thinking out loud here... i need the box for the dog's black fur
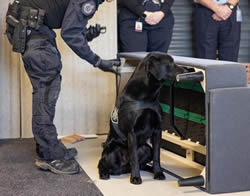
[98,52,185,184]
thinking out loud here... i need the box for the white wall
[0,0,118,138]
[0,0,22,138]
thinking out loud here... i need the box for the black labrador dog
[98,52,185,184]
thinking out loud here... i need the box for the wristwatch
[225,2,234,10]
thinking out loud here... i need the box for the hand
[144,11,165,25]
[96,59,121,74]
[212,13,222,21]
[85,24,101,42]
[214,5,232,20]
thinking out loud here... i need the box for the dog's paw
[154,172,166,180]
[130,176,142,185]
[99,172,110,180]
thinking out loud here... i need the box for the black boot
[35,159,81,175]
[64,147,78,160]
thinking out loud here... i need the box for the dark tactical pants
[22,25,66,161]
[194,4,241,61]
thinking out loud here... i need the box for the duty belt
[5,0,45,53]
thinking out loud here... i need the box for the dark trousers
[194,5,241,62]
[22,26,66,161]
[118,13,174,53]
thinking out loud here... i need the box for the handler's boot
[35,159,81,175]
[64,147,78,160]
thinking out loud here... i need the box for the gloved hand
[85,24,105,42]
[95,59,121,74]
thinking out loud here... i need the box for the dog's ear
[147,54,166,81]
[142,53,156,73]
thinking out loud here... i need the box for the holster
[5,0,45,53]
[12,18,27,53]
[5,1,19,45]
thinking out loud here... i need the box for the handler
[5,0,119,174]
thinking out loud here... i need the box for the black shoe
[35,159,81,175]
[64,147,78,160]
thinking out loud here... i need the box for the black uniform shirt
[20,0,104,65]
[19,0,70,29]
[118,0,175,21]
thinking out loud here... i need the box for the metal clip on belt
[19,6,45,30]
[28,8,45,30]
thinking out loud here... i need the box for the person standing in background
[118,0,175,53]
[194,0,241,61]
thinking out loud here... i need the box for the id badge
[135,21,143,32]
[236,6,242,22]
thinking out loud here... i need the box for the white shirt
[194,0,228,5]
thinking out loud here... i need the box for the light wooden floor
[66,136,250,196]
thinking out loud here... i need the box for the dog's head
[143,52,185,82]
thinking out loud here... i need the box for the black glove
[95,59,121,74]
[85,24,105,42]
